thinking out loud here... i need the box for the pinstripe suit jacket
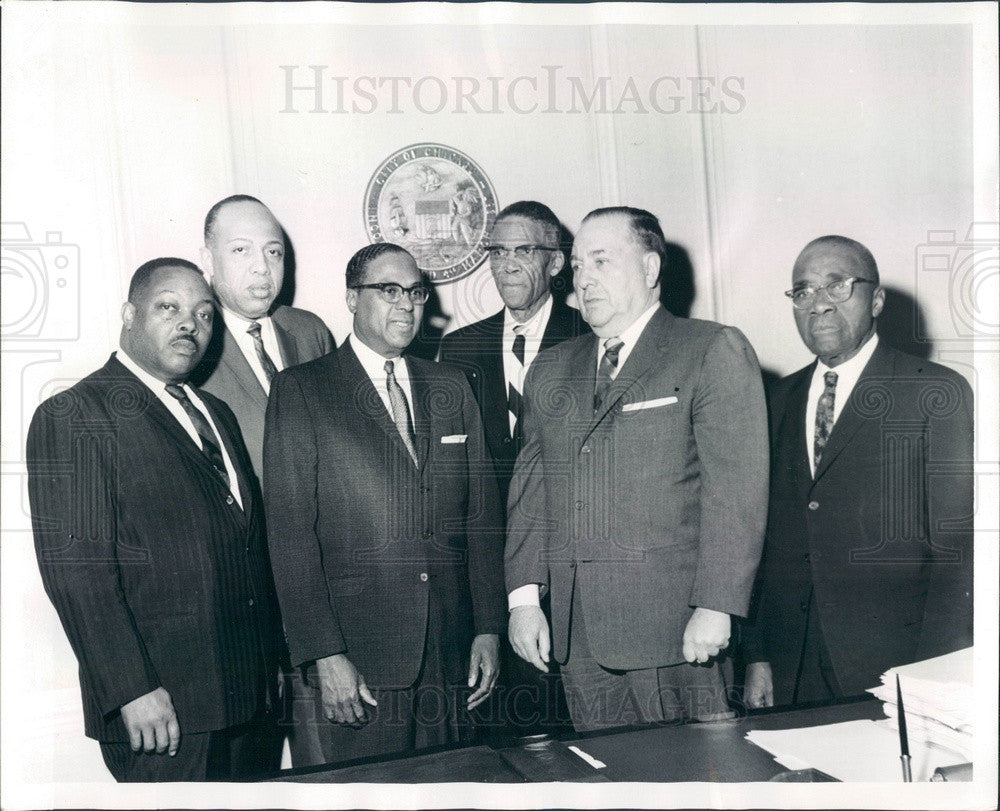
[27,354,282,742]
[264,341,507,688]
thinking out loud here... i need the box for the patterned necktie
[246,321,278,386]
[594,337,624,411]
[813,370,838,470]
[164,384,231,488]
[385,359,419,467]
[508,326,526,429]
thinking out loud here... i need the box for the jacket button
[799,601,809,612]
[581,445,591,454]
[575,500,584,510]
[570,561,577,568]
[226,495,234,505]
[502,437,512,445]
[248,598,254,607]
[422,530,434,539]
[808,500,819,511]
[419,572,429,582]
[803,553,811,562]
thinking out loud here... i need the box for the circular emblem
[364,143,499,284]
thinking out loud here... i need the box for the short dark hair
[128,258,204,303]
[583,206,667,267]
[203,194,267,244]
[796,235,881,285]
[494,201,562,244]
[346,243,414,288]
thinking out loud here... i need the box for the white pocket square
[621,396,678,413]
[440,434,468,444]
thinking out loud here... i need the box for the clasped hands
[316,634,500,727]
[509,605,731,669]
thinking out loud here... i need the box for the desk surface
[269,698,884,783]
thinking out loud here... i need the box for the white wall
[2,2,996,801]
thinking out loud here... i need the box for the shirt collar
[613,301,660,350]
[503,294,553,338]
[116,347,182,395]
[816,332,879,379]
[348,333,407,377]
[219,305,271,332]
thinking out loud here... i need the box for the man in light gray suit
[506,207,769,731]
[192,195,335,479]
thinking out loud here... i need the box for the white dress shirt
[348,334,415,424]
[220,307,286,392]
[502,294,553,435]
[508,301,661,611]
[117,349,243,508]
[805,333,879,476]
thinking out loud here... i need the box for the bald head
[793,235,880,286]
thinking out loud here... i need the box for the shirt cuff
[508,584,541,611]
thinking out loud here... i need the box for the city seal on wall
[364,143,499,284]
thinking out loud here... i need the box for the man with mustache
[264,243,506,765]
[193,194,335,480]
[742,236,974,708]
[27,259,282,781]
[506,207,769,731]
[439,201,587,734]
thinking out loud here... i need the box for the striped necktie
[508,325,526,431]
[594,337,624,410]
[247,321,278,386]
[385,359,418,467]
[164,384,230,488]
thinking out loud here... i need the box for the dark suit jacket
[747,342,974,703]
[27,355,282,742]
[506,307,769,670]
[263,342,507,689]
[192,304,335,479]
[438,297,589,508]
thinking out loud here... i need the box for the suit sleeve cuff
[508,584,541,611]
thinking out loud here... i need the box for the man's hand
[508,605,550,673]
[682,607,731,664]
[743,661,774,709]
[466,633,500,710]
[120,687,180,755]
[316,653,377,727]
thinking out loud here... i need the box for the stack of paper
[867,648,974,761]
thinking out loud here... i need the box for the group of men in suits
[27,194,974,782]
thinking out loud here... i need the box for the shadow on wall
[273,228,297,310]
[878,286,932,361]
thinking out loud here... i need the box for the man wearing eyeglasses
[263,243,506,766]
[743,235,974,708]
[439,201,587,735]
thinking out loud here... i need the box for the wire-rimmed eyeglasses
[785,277,875,310]
[351,282,429,305]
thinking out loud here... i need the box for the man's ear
[642,252,661,288]
[121,301,135,329]
[546,249,565,278]
[345,287,358,314]
[199,245,215,282]
[871,286,886,319]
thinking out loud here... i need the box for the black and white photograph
[1,1,997,809]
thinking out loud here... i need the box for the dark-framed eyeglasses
[485,244,559,262]
[351,282,429,305]
[785,277,876,310]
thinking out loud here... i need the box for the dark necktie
[246,321,278,386]
[164,384,231,489]
[385,360,419,467]
[594,337,624,410]
[813,370,838,470]
[508,326,526,429]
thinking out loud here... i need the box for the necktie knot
[164,383,186,401]
[594,337,625,411]
[512,325,526,366]
[824,370,838,387]
[384,359,395,376]
[247,320,278,385]
[603,338,624,367]
[247,321,262,338]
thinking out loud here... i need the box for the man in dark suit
[743,236,974,708]
[193,194,335,479]
[438,201,586,734]
[27,259,282,781]
[506,207,769,731]
[264,243,507,766]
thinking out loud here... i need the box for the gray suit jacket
[192,305,334,478]
[506,306,769,670]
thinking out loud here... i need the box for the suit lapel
[273,313,299,368]
[479,314,509,440]
[585,307,672,437]
[813,341,893,482]
[218,326,268,405]
[778,367,814,497]
[200,394,252,524]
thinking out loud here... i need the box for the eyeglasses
[785,277,875,310]
[351,282,429,305]
[485,244,559,262]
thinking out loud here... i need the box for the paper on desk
[746,720,967,782]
